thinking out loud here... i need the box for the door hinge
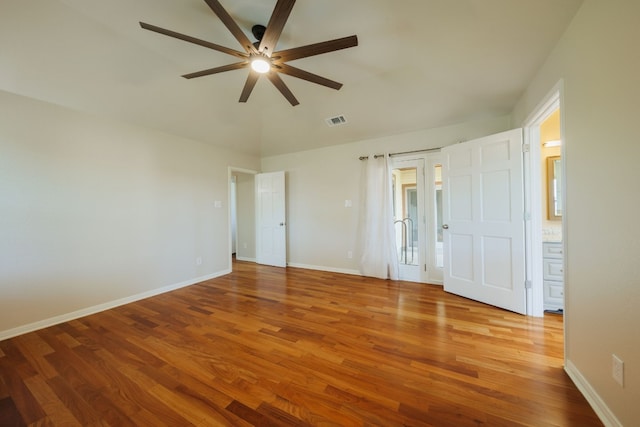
[525,280,532,289]
[522,144,530,153]
[424,264,427,272]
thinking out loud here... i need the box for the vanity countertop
[542,228,562,243]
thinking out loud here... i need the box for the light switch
[214,200,222,208]
[344,199,352,208]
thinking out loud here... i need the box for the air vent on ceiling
[325,114,348,127]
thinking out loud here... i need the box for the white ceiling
[0,0,582,157]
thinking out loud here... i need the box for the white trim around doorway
[522,79,566,323]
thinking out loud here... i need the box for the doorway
[390,153,444,284]
[523,83,565,318]
[228,168,257,271]
[391,158,424,282]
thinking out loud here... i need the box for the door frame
[522,80,566,318]
[227,167,258,272]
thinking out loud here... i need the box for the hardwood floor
[1,261,602,426]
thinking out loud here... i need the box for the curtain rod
[359,146,442,160]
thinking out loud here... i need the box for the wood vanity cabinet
[543,242,564,311]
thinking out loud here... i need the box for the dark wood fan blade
[276,64,342,90]
[140,22,247,59]
[182,61,248,79]
[204,0,256,53]
[266,72,299,106]
[239,71,260,103]
[258,0,295,57]
[273,35,358,62]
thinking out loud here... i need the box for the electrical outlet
[612,354,624,387]
[196,257,203,266]
[347,251,353,259]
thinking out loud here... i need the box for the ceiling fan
[140,0,358,106]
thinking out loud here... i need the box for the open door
[256,171,286,267]
[442,129,526,314]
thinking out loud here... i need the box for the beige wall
[4,2,637,423]
[0,90,260,338]
[512,0,640,424]
[261,116,511,273]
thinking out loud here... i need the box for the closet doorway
[228,168,257,271]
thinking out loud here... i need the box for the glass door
[391,157,425,282]
[427,156,444,283]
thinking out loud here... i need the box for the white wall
[0,90,260,338]
[261,116,510,274]
[512,1,640,425]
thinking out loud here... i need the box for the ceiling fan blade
[273,35,358,62]
[266,73,299,106]
[239,71,260,103]
[276,64,342,90]
[140,22,248,59]
[204,0,256,53]
[258,0,296,57]
[182,61,248,79]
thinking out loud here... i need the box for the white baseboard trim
[286,262,361,276]
[235,256,256,262]
[0,269,230,341]
[565,359,622,427]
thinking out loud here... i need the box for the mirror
[547,156,562,220]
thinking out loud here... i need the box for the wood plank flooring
[1,261,602,426]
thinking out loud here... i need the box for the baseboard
[0,269,230,341]
[565,359,622,427]
[235,256,256,262]
[286,262,361,276]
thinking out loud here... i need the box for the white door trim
[522,80,565,318]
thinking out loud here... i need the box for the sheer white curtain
[359,154,399,280]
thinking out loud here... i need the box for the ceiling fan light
[251,57,271,74]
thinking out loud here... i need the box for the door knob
[442,224,449,229]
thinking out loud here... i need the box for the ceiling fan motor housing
[252,25,266,41]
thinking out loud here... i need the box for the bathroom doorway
[523,82,565,318]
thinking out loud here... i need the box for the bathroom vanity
[543,241,564,311]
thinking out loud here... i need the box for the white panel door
[442,129,526,314]
[256,171,286,267]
